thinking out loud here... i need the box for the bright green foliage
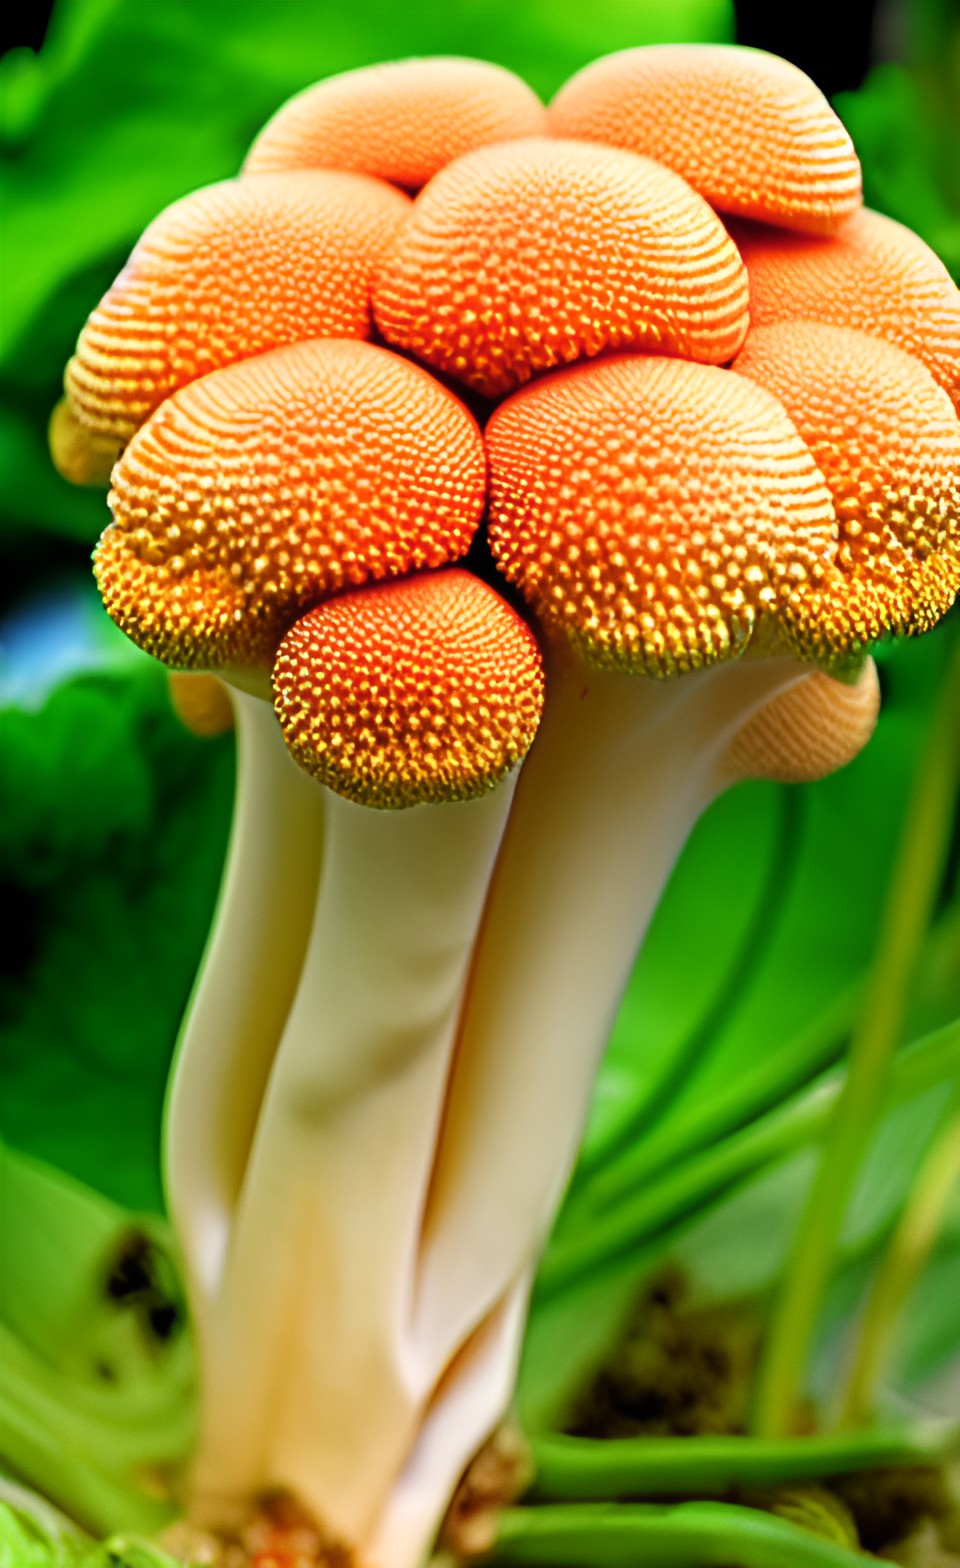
[0,1142,195,1536]
[835,0,960,280]
[0,660,232,1210]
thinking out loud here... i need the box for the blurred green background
[0,0,958,1433]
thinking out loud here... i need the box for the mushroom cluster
[51,45,960,1568]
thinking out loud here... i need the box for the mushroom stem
[164,688,324,1318]
[368,1271,533,1568]
[184,780,518,1546]
[412,649,834,1383]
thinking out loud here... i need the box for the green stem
[751,636,960,1439]
[567,981,860,1224]
[837,1077,960,1428]
[489,1501,869,1567]
[565,900,958,1232]
[526,1424,959,1500]
[536,1017,960,1297]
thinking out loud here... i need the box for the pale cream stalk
[186,780,518,1546]
[412,650,826,1382]
[164,688,324,1316]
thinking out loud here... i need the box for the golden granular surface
[168,672,236,736]
[549,44,861,235]
[486,354,839,676]
[721,661,880,785]
[734,321,960,647]
[373,136,749,397]
[65,171,410,444]
[95,339,486,670]
[244,56,546,188]
[732,209,960,413]
[273,570,545,808]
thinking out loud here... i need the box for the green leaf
[0,657,232,1210]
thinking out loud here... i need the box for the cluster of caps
[54,49,960,807]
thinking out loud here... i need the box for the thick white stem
[164,689,324,1317]
[187,783,516,1543]
[412,653,813,1379]
[365,1270,533,1568]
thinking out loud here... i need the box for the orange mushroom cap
[731,209,960,413]
[719,661,881,786]
[244,56,546,189]
[373,137,749,398]
[272,570,545,808]
[61,172,410,450]
[549,44,861,235]
[486,354,839,676]
[94,339,486,671]
[734,320,960,648]
[167,672,236,737]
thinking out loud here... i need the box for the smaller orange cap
[734,320,960,652]
[550,45,861,235]
[719,660,880,786]
[732,209,960,414]
[244,57,546,189]
[272,570,545,808]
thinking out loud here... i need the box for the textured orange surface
[373,137,749,397]
[733,209,960,413]
[550,44,861,235]
[65,171,410,444]
[722,663,880,784]
[273,571,545,807]
[734,321,960,646]
[56,47,960,802]
[95,340,486,670]
[486,355,839,675]
[244,57,545,188]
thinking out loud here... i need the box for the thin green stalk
[537,1017,960,1297]
[565,900,958,1233]
[837,1077,960,1428]
[526,1423,959,1500]
[489,1501,868,1567]
[568,981,860,1224]
[751,636,960,1439]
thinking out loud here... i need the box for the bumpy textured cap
[720,661,881,785]
[95,339,486,670]
[733,209,960,413]
[486,354,839,675]
[244,56,546,187]
[373,137,749,397]
[54,45,960,805]
[62,171,409,448]
[549,44,861,234]
[734,321,960,650]
[273,570,545,808]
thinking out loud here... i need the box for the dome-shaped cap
[732,209,960,414]
[244,57,546,188]
[549,45,861,235]
[272,569,545,808]
[734,320,960,651]
[61,172,409,450]
[95,339,486,671]
[486,354,839,675]
[374,137,749,398]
